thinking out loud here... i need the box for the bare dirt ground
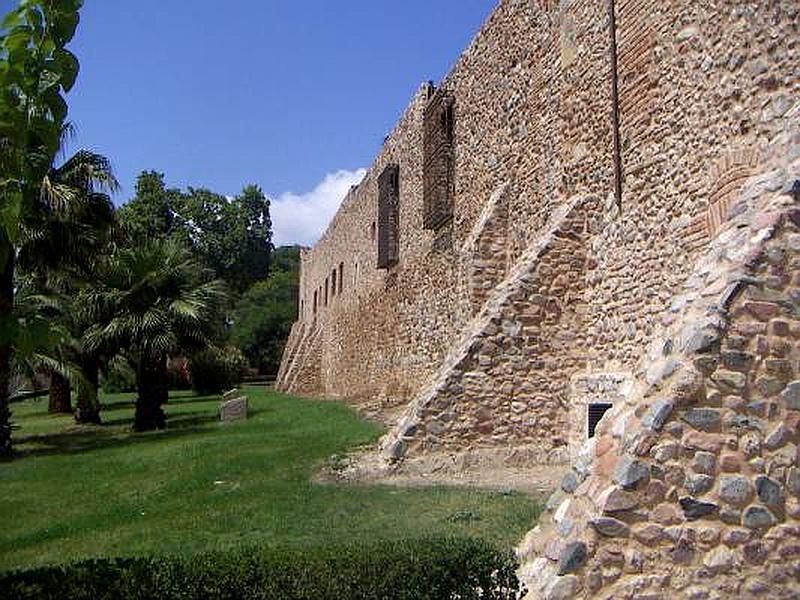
[317,445,562,498]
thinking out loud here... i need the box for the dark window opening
[423,89,455,230]
[370,221,376,242]
[313,290,318,314]
[331,269,337,298]
[338,262,344,294]
[377,163,400,269]
[588,403,613,438]
[324,278,329,306]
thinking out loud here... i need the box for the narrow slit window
[377,164,400,269]
[588,403,613,438]
[339,262,344,294]
[331,269,337,298]
[324,279,329,306]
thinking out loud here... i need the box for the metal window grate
[377,164,400,269]
[588,403,613,438]
[423,89,455,230]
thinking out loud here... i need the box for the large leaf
[53,48,78,92]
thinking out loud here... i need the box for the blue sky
[41,0,497,245]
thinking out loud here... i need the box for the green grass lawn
[0,387,540,572]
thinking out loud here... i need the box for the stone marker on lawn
[220,391,248,423]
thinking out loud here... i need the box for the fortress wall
[280,0,798,460]
[585,0,799,371]
[284,0,616,415]
[518,137,800,599]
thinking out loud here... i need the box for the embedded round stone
[719,475,755,506]
[557,541,588,575]
[713,370,746,392]
[781,381,800,410]
[601,487,639,514]
[591,517,630,538]
[682,408,722,431]
[692,451,717,475]
[764,424,788,450]
[743,505,777,529]
[614,457,650,490]
[685,474,715,495]
[788,468,800,496]
[545,575,579,600]
[680,497,719,520]
[561,471,579,494]
[755,476,783,506]
[642,399,674,431]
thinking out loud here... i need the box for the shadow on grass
[12,404,271,461]
[100,393,220,412]
[15,417,213,460]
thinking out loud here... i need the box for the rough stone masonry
[276,1,799,597]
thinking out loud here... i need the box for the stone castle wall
[277,0,798,467]
[517,136,800,598]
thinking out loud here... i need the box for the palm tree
[83,239,227,431]
[0,0,86,458]
[17,149,118,421]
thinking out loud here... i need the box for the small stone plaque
[220,396,248,423]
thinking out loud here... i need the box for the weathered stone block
[755,476,783,506]
[720,351,755,372]
[720,453,741,472]
[632,523,665,545]
[220,396,248,423]
[757,376,785,396]
[743,505,777,529]
[787,467,800,496]
[560,471,579,494]
[544,574,579,600]
[680,497,719,521]
[600,486,639,514]
[682,408,722,431]
[686,474,715,495]
[590,517,630,538]
[557,541,587,576]
[692,451,717,475]
[652,503,682,525]
[719,475,755,506]
[764,424,788,449]
[712,370,747,392]
[781,380,800,410]
[683,431,725,453]
[614,456,650,490]
[642,399,674,431]
[703,546,736,573]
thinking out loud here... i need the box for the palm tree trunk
[48,371,72,414]
[74,356,101,424]
[134,351,167,431]
[0,244,14,458]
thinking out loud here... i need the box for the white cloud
[271,168,366,247]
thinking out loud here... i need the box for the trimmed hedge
[1,537,523,600]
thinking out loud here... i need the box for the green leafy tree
[83,239,227,431]
[178,184,273,294]
[119,174,273,294]
[116,171,182,241]
[230,246,299,376]
[0,0,84,457]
